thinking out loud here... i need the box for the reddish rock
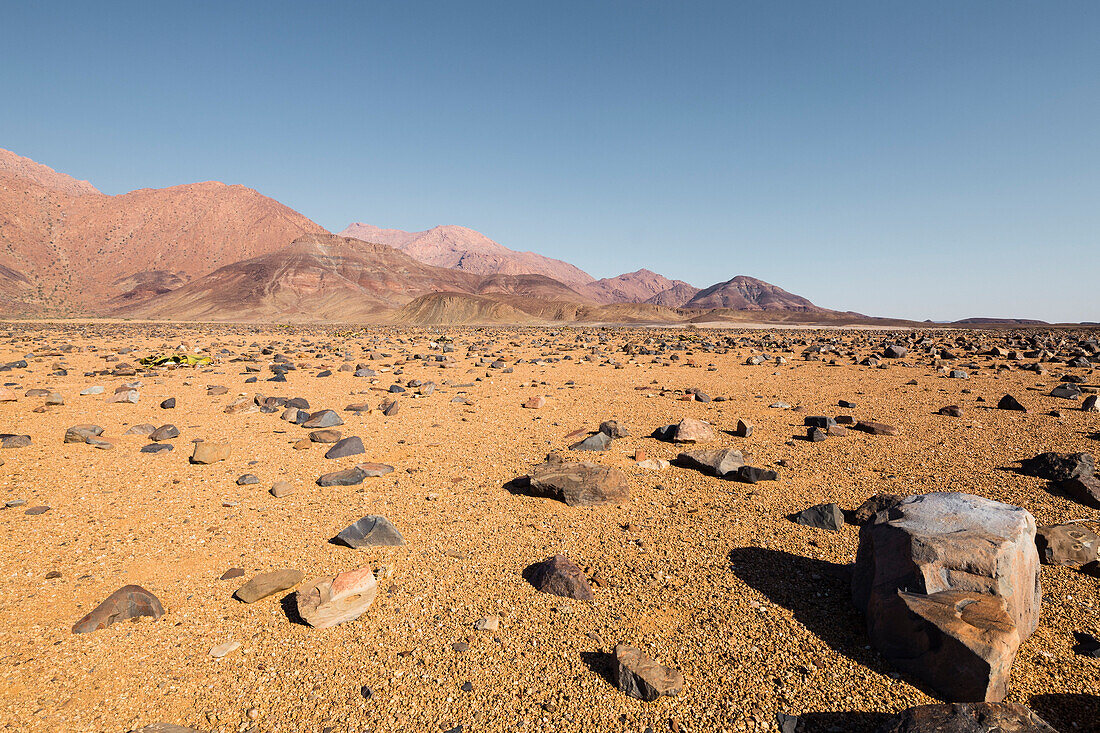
[854,420,898,436]
[672,418,716,443]
[296,567,379,629]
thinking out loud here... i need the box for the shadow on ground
[279,592,308,626]
[579,650,617,689]
[1030,693,1100,732]
[727,547,888,676]
[787,711,893,732]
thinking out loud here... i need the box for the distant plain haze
[2,1,1097,322]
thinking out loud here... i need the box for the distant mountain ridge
[339,223,595,291]
[580,268,698,304]
[0,147,327,315]
[0,147,880,325]
[684,275,824,312]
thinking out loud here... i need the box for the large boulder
[527,456,628,506]
[876,702,1057,732]
[852,493,1040,702]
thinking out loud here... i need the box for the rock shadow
[503,475,534,498]
[1029,693,1100,732]
[279,592,309,626]
[579,650,617,689]
[727,547,888,676]
[785,711,893,733]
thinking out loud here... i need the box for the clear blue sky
[3,1,1098,322]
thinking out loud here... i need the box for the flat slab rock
[853,492,1040,702]
[296,566,379,629]
[72,584,164,634]
[527,456,629,506]
[234,569,304,603]
[190,441,231,464]
[613,643,684,701]
[336,515,405,547]
[302,409,344,428]
[65,424,104,443]
[1036,524,1100,566]
[854,420,899,436]
[877,702,1057,733]
[317,463,394,486]
[526,554,593,600]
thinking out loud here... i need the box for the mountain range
[0,147,890,325]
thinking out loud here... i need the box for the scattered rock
[1035,524,1099,566]
[296,566,379,629]
[675,448,744,477]
[598,420,629,438]
[149,424,180,441]
[72,585,165,633]
[732,466,777,483]
[671,418,716,443]
[792,503,844,531]
[878,702,1057,733]
[190,441,231,464]
[336,515,406,547]
[269,481,294,498]
[527,456,629,506]
[325,436,365,459]
[65,424,104,444]
[854,420,898,436]
[851,493,902,525]
[526,555,593,600]
[1020,452,1094,482]
[234,569,304,603]
[309,429,342,443]
[613,643,685,701]
[0,434,31,449]
[209,641,241,659]
[302,409,344,428]
[569,432,612,451]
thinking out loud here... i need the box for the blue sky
[3,1,1097,321]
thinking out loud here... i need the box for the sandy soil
[0,323,1096,733]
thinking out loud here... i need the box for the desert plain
[0,322,1097,733]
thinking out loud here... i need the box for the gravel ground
[0,323,1096,733]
